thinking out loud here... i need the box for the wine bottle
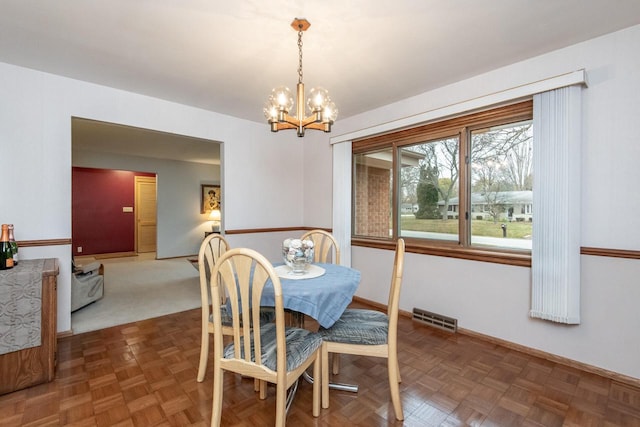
[8,224,18,266]
[0,224,14,270]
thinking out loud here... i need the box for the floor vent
[412,308,457,333]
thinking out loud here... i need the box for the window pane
[470,121,533,249]
[398,136,460,242]
[353,149,393,238]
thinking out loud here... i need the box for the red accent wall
[72,167,155,256]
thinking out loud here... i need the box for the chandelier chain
[297,29,303,84]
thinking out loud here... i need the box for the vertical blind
[531,85,582,324]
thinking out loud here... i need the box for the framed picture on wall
[201,184,221,213]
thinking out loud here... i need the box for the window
[353,148,393,238]
[352,101,533,265]
[469,121,533,250]
[398,136,460,242]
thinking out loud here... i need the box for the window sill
[351,237,531,267]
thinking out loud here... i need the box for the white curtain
[332,141,352,267]
[530,85,582,324]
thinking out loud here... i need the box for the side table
[0,258,59,395]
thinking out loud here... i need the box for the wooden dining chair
[319,238,406,420]
[210,248,322,427]
[197,234,275,384]
[301,229,340,264]
[197,233,232,382]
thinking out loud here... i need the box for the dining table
[193,259,361,329]
[265,262,360,329]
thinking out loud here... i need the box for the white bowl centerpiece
[282,238,314,275]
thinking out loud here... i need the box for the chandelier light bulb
[323,101,338,122]
[272,86,293,112]
[263,100,279,121]
[307,87,330,113]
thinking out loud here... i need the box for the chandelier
[264,18,338,137]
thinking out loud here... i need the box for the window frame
[351,100,533,267]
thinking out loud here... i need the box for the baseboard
[91,251,137,259]
[457,327,640,389]
[352,295,640,389]
[352,296,414,319]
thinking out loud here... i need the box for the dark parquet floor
[1,304,639,426]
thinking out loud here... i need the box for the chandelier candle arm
[264,18,338,137]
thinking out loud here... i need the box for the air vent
[412,308,457,332]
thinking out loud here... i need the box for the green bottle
[8,224,18,266]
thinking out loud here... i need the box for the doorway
[72,117,221,258]
[135,176,157,253]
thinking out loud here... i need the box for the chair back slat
[301,229,341,264]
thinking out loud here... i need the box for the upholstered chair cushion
[320,308,389,345]
[224,323,323,371]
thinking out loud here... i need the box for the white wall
[309,25,640,380]
[226,230,307,266]
[0,62,304,333]
[302,130,334,228]
[72,150,220,258]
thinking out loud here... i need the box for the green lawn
[400,217,532,239]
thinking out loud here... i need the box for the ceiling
[72,118,220,165]
[3,1,640,163]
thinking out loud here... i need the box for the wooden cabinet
[0,258,58,395]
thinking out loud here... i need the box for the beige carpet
[71,256,201,334]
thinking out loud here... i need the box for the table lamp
[209,209,221,232]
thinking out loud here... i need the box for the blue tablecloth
[261,263,360,328]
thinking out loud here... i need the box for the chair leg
[211,366,224,426]
[388,354,404,421]
[197,330,209,382]
[321,342,330,409]
[275,382,286,427]
[332,353,340,375]
[312,349,321,417]
[259,379,267,400]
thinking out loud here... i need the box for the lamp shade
[209,209,221,221]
